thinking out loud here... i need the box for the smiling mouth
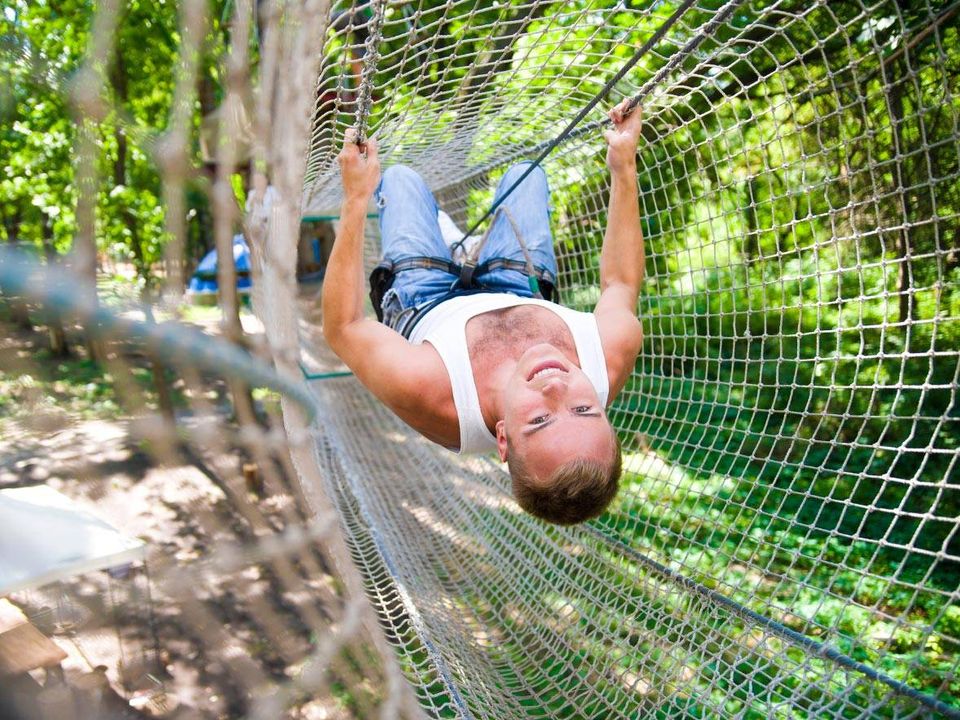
[527,361,568,382]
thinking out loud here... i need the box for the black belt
[395,288,492,339]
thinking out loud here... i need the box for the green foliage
[337,1,950,712]
[313,3,960,709]
[1,0,231,285]
[0,349,139,421]
[0,2,84,252]
[566,3,960,710]
[2,0,959,714]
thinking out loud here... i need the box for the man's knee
[382,164,423,187]
[502,162,548,190]
[504,161,544,177]
[378,165,430,209]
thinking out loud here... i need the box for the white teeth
[532,368,562,380]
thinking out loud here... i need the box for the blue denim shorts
[375,162,558,334]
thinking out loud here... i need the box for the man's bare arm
[595,100,645,399]
[600,100,645,301]
[322,130,379,340]
[322,133,448,429]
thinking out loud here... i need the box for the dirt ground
[0,306,373,720]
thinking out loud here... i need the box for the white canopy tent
[0,486,146,595]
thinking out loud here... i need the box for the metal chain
[354,0,387,146]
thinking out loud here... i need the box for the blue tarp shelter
[188,234,252,297]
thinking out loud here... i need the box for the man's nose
[541,377,566,397]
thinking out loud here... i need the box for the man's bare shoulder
[360,332,459,447]
[325,318,459,446]
[382,341,460,447]
[382,340,452,407]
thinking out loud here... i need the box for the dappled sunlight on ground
[0,313,372,720]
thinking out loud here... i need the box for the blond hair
[507,436,622,525]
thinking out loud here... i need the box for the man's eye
[530,415,549,425]
[574,406,592,413]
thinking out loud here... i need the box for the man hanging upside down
[322,99,644,525]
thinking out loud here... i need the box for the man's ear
[495,420,508,462]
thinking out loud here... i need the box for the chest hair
[466,306,575,368]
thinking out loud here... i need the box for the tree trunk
[743,175,759,266]
[1,209,33,330]
[41,217,69,356]
[111,42,176,418]
[142,295,176,421]
[212,8,258,429]
[73,116,104,362]
[1,206,23,245]
[887,57,917,329]
[110,49,147,279]
[216,225,259,428]
[3,293,32,331]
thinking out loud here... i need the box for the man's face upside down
[496,342,615,484]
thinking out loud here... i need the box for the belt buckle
[458,260,478,288]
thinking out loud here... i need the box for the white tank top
[407,294,609,454]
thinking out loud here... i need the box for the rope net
[300,0,960,718]
[2,0,417,714]
[0,250,407,719]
